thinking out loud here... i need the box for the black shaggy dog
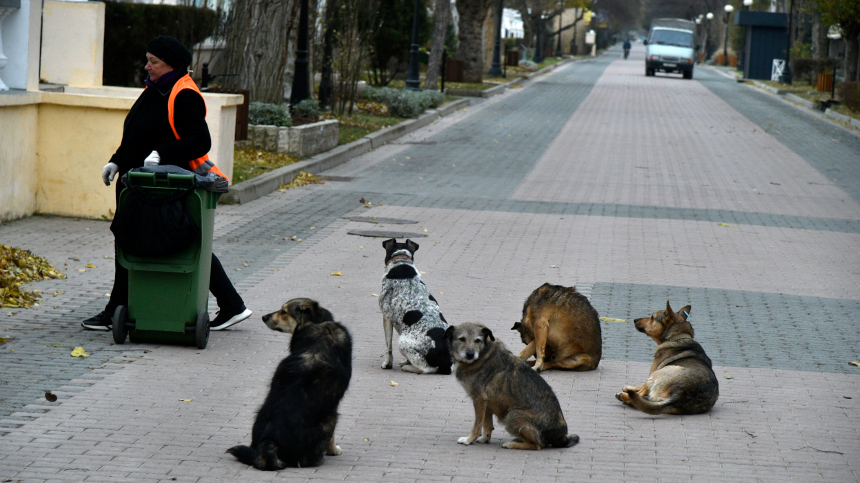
[228,298,352,470]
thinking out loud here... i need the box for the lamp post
[738,0,752,73]
[705,12,713,61]
[555,0,563,57]
[723,4,734,67]
[695,15,703,63]
[488,0,504,77]
[405,0,422,91]
[779,0,793,84]
[289,0,310,106]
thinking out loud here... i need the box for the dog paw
[476,435,490,444]
[326,445,342,456]
[615,392,632,404]
[457,437,473,445]
[381,357,392,370]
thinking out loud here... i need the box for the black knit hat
[146,36,192,72]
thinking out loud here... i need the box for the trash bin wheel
[195,311,210,349]
[112,305,128,344]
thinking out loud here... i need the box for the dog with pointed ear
[616,302,719,415]
[448,323,579,450]
[262,297,334,334]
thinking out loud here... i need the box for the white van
[645,18,696,79]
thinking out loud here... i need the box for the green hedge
[788,58,842,85]
[103,0,218,87]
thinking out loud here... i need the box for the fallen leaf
[70,347,89,358]
[422,229,428,233]
[725,376,733,379]
[600,317,627,323]
[85,263,96,269]
[78,269,86,272]
[717,223,733,227]
[390,381,398,387]
[370,293,378,297]
[179,399,192,402]
[243,262,250,267]
[550,265,559,268]
[364,438,370,441]
[330,271,343,276]
[849,361,860,367]
[45,391,57,402]
[360,197,369,204]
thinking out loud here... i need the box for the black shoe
[210,305,252,331]
[81,311,112,331]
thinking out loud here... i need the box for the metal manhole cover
[347,230,427,238]
[343,216,418,225]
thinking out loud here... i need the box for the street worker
[82,36,252,332]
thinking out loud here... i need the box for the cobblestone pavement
[1,43,858,482]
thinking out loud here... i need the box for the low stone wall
[243,120,339,158]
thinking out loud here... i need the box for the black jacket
[109,74,211,178]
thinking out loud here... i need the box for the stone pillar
[0,0,21,91]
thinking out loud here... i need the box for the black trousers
[105,250,243,315]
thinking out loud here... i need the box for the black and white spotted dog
[379,238,452,374]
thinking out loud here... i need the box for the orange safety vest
[166,74,229,180]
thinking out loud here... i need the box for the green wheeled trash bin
[110,168,222,349]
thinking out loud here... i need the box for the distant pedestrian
[82,36,252,332]
[623,39,631,59]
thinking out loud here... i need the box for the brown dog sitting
[616,302,719,415]
[511,283,601,372]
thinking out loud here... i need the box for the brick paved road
[1,43,858,481]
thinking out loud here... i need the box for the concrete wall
[0,89,242,222]
[0,96,39,220]
[40,1,105,87]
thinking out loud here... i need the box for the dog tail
[227,442,287,471]
[625,390,680,415]
[551,434,580,448]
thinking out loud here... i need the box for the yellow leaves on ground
[330,271,343,276]
[1,244,66,309]
[179,399,192,402]
[278,172,324,191]
[70,347,89,357]
[600,317,627,323]
[390,381,398,387]
[717,223,733,227]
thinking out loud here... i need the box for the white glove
[102,162,118,186]
[143,150,160,166]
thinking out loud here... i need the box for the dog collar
[667,333,692,342]
[386,254,412,265]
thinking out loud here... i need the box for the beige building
[0,0,241,222]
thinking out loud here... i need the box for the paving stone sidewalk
[1,43,858,482]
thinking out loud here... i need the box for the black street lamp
[738,0,753,73]
[779,0,793,84]
[488,0,504,77]
[290,0,310,106]
[555,1,563,57]
[705,12,713,60]
[405,0,422,91]
[723,4,734,67]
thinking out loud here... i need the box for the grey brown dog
[512,283,601,372]
[447,323,579,450]
[616,302,719,415]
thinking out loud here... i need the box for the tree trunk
[456,0,494,83]
[845,27,859,82]
[219,0,298,103]
[424,0,450,90]
[318,0,340,108]
[811,11,829,59]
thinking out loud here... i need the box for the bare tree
[219,0,299,103]
[425,0,451,90]
[457,0,496,83]
[332,0,378,115]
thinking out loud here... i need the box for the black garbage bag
[110,182,200,258]
[120,165,228,193]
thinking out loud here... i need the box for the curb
[221,97,472,204]
[824,108,860,129]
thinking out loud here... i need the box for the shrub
[519,60,538,71]
[789,58,843,85]
[103,1,218,87]
[248,102,291,126]
[362,86,441,118]
[291,99,321,120]
[837,82,860,113]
